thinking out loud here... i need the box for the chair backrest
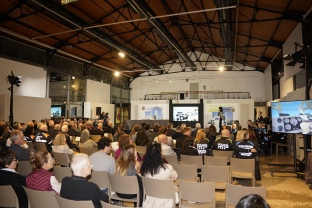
[0,185,19,208]
[213,150,233,163]
[141,177,176,206]
[26,142,35,154]
[225,183,267,207]
[164,154,178,164]
[52,152,70,167]
[179,180,215,208]
[204,156,227,166]
[91,135,101,142]
[16,160,33,177]
[230,158,255,175]
[55,195,94,208]
[53,166,72,182]
[34,142,48,152]
[89,171,109,189]
[201,165,231,189]
[136,146,146,154]
[180,155,203,169]
[171,163,197,182]
[107,173,140,204]
[101,200,136,208]
[23,186,59,208]
[80,147,95,156]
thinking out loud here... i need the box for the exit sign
[61,0,78,5]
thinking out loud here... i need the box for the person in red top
[26,151,61,194]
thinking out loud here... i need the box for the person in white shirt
[52,133,74,155]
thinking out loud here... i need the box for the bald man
[213,129,232,151]
[158,134,176,156]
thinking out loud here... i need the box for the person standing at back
[218,107,223,132]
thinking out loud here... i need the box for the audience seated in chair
[26,151,61,194]
[236,194,270,208]
[0,151,28,208]
[89,138,115,174]
[52,133,74,155]
[79,129,98,151]
[60,153,109,208]
[8,130,30,161]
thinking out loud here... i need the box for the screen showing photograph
[173,106,198,121]
[271,100,312,134]
[51,107,62,117]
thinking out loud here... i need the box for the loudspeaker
[180,93,184,100]
[96,107,101,116]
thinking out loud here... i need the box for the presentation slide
[173,106,198,121]
[271,100,312,134]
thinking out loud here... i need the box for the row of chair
[0,180,266,208]
[170,157,256,187]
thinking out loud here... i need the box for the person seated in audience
[171,126,183,140]
[60,153,109,208]
[89,138,115,174]
[236,194,270,208]
[26,151,61,194]
[115,144,142,206]
[91,123,104,137]
[144,124,151,136]
[154,126,173,147]
[67,123,79,137]
[166,122,175,137]
[213,129,233,151]
[79,129,97,151]
[135,129,151,146]
[113,124,125,142]
[115,134,132,159]
[141,142,178,208]
[34,124,53,152]
[49,124,60,140]
[23,126,35,142]
[52,133,74,155]
[103,121,115,135]
[8,130,30,161]
[147,125,160,141]
[158,134,176,156]
[0,124,11,152]
[194,129,211,155]
[181,137,198,155]
[176,127,192,150]
[60,125,79,151]
[191,123,201,137]
[0,151,28,208]
[130,125,140,142]
[233,130,257,159]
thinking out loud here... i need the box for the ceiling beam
[29,0,160,71]
[214,0,233,70]
[127,0,197,71]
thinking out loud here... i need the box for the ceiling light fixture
[114,71,120,77]
[71,76,75,80]
[169,79,172,83]
[219,66,224,71]
[118,52,125,58]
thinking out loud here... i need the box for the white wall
[86,79,110,103]
[130,71,265,101]
[264,65,273,102]
[280,75,294,98]
[84,101,115,123]
[0,94,51,123]
[0,58,47,98]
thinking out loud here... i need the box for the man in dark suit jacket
[91,123,104,137]
[103,121,115,135]
[0,151,28,208]
[8,130,30,161]
[61,154,108,208]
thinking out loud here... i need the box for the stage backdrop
[206,103,238,131]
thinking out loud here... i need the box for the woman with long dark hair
[141,142,177,208]
[218,107,223,132]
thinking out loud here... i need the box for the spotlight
[114,71,120,77]
[71,76,75,80]
[219,66,224,71]
[118,52,125,58]
[169,79,172,83]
